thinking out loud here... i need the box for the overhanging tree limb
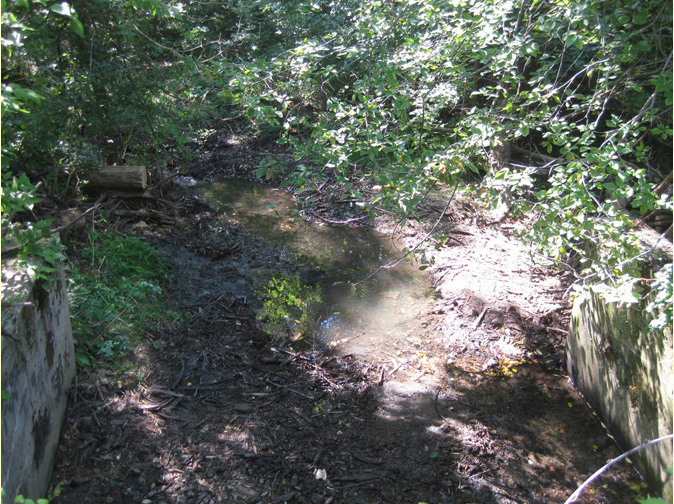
[353,179,459,287]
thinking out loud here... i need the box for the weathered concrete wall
[568,286,673,499]
[1,264,76,502]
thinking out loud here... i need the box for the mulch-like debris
[50,127,648,504]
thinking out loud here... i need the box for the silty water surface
[192,178,434,357]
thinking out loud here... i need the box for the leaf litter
[50,131,647,504]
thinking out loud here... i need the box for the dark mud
[50,131,648,504]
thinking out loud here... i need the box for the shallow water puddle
[184,178,648,502]
[193,178,434,357]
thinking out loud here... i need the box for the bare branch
[353,180,459,286]
[564,434,673,504]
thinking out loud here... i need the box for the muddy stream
[195,177,434,357]
[51,175,647,504]
[190,178,645,501]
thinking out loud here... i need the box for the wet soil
[51,131,647,503]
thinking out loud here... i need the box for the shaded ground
[51,130,647,504]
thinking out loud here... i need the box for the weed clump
[68,231,178,367]
[254,271,323,343]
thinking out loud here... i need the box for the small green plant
[255,271,323,340]
[256,156,287,182]
[1,172,65,288]
[636,467,673,504]
[0,488,49,504]
[68,231,178,367]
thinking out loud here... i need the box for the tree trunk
[86,166,147,191]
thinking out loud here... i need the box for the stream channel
[192,177,434,357]
[170,176,647,503]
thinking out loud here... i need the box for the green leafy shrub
[254,271,323,341]
[1,171,65,287]
[219,0,671,329]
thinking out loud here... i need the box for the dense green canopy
[2,0,672,326]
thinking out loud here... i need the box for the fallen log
[86,166,147,191]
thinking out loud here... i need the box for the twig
[1,329,20,342]
[327,332,365,349]
[473,308,488,330]
[265,378,315,400]
[564,434,674,504]
[148,387,185,398]
[388,359,405,379]
[51,194,107,234]
[653,171,673,196]
[377,366,385,386]
[150,172,181,190]
[2,195,107,257]
[434,390,451,423]
[546,326,569,335]
[137,398,175,411]
[130,22,184,59]
[171,357,185,390]
[309,213,369,225]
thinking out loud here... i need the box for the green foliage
[637,465,672,504]
[12,496,49,504]
[216,0,672,329]
[68,231,177,367]
[0,487,49,504]
[3,0,671,330]
[1,0,209,193]
[254,271,323,340]
[1,171,65,286]
[256,156,287,182]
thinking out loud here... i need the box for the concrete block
[568,286,673,499]
[1,264,75,502]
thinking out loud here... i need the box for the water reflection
[194,178,433,356]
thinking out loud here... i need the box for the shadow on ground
[50,180,645,504]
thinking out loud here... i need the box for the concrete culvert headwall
[1,264,76,502]
[568,282,673,500]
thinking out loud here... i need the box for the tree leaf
[50,1,75,16]
[11,85,43,104]
[71,17,85,37]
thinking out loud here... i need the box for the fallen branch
[564,434,673,504]
[653,171,673,196]
[510,144,560,166]
[87,166,148,191]
[327,332,365,349]
[353,179,459,286]
[265,378,315,400]
[52,194,107,234]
